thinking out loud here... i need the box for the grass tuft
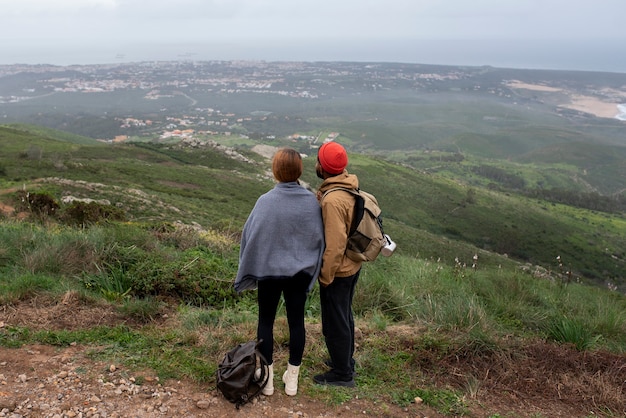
[547,317,602,351]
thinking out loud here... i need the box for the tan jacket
[317,171,363,286]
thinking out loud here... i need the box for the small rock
[354,327,363,340]
[196,400,211,409]
[414,396,423,404]
[0,399,17,410]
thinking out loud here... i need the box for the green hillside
[1,124,624,288]
[2,123,102,145]
[517,141,626,195]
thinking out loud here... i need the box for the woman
[234,147,324,396]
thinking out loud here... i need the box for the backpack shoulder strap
[321,187,364,236]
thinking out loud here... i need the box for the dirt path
[0,202,12,216]
[0,343,440,418]
[2,296,625,417]
[0,297,440,418]
[0,190,16,216]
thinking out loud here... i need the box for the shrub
[60,201,126,226]
[14,190,60,219]
[80,262,133,302]
[126,247,240,306]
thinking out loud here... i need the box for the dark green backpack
[216,340,269,408]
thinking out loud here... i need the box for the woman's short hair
[272,148,303,183]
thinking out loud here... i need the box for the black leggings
[257,272,311,366]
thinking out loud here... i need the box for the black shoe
[313,370,355,387]
[324,359,357,377]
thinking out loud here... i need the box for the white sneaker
[254,363,274,396]
[282,363,300,396]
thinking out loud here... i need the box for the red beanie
[318,142,348,175]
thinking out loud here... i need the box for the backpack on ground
[322,187,389,262]
[216,340,269,409]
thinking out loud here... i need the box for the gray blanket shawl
[234,182,324,293]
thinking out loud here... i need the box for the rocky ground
[0,343,441,418]
[0,295,444,418]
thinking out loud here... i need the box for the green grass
[547,317,602,351]
[0,273,59,304]
[5,219,623,352]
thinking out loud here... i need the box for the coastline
[506,81,625,121]
[561,95,623,119]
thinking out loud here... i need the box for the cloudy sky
[1,0,625,72]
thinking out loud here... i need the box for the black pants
[320,269,360,377]
[257,272,310,366]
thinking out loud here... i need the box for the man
[313,141,361,387]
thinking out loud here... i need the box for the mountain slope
[0,125,624,287]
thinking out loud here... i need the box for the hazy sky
[1,0,625,71]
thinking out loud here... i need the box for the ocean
[1,39,626,75]
[617,104,626,121]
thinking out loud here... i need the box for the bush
[123,247,240,307]
[60,201,126,226]
[14,190,59,218]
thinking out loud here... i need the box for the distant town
[0,61,624,143]
[0,61,479,141]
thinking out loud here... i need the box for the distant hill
[516,141,626,195]
[1,123,101,145]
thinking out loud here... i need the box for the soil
[1,297,625,418]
